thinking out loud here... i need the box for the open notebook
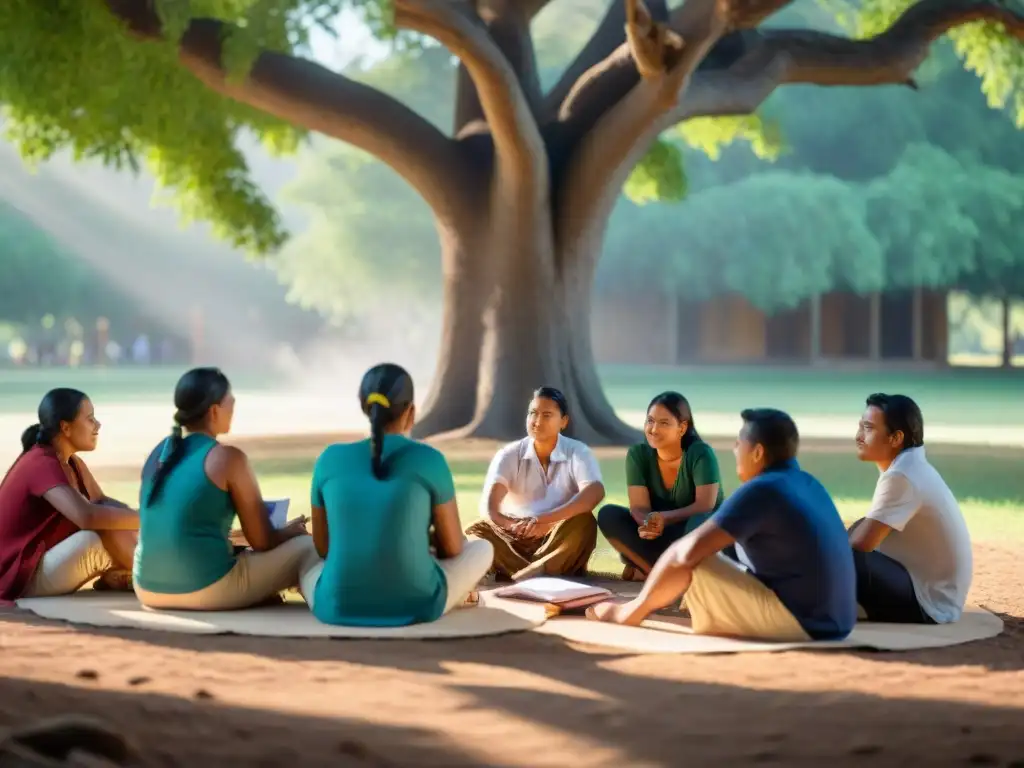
[230,499,292,551]
[265,499,290,529]
[493,578,613,615]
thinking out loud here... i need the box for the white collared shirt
[479,435,603,519]
[867,446,973,623]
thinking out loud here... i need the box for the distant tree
[0,202,132,327]
[602,170,883,310]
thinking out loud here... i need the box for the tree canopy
[2,0,1022,440]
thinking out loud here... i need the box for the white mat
[15,591,547,639]
[535,606,1004,654]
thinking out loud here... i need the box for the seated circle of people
[298,363,494,626]
[0,388,139,602]
[597,392,724,582]
[133,367,318,611]
[849,393,973,624]
[465,387,605,582]
[587,408,857,642]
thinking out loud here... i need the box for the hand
[282,516,309,538]
[638,512,664,540]
[228,527,249,547]
[513,516,551,539]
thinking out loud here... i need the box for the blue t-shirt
[310,435,455,627]
[711,459,856,640]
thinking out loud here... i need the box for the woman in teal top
[298,363,494,627]
[597,391,724,581]
[133,367,315,611]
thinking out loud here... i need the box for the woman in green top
[597,391,724,581]
[298,363,494,627]
[133,368,316,610]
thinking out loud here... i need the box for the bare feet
[621,565,646,582]
[585,599,646,627]
[93,570,133,592]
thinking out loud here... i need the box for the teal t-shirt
[625,441,725,533]
[310,435,455,627]
[134,434,237,594]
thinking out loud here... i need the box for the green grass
[601,365,1024,427]
[2,365,1022,430]
[98,446,1024,575]
[0,367,278,413]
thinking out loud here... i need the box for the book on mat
[264,499,291,529]
[493,577,612,605]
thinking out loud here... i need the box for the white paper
[265,499,291,529]
[494,577,612,604]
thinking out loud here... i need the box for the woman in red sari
[0,388,139,602]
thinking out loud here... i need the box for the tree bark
[412,224,491,438]
[1001,295,1013,369]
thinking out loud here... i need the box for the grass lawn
[0,366,280,413]
[98,443,1024,575]
[600,365,1024,427]
[2,364,1022,429]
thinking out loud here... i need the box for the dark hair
[740,408,800,466]
[146,367,231,505]
[359,363,415,479]
[532,387,569,417]
[865,393,924,450]
[647,391,702,449]
[21,388,89,453]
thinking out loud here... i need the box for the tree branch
[542,0,668,123]
[454,0,544,137]
[103,0,477,229]
[396,0,546,184]
[557,0,731,253]
[674,0,1024,121]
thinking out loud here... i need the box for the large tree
[3,0,1022,441]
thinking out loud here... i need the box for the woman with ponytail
[298,363,493,627]
[133,367,317,611]
[0,389,138,602]
[597,391,724,581]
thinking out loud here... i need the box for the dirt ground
[0,542,1019,767]
[1,434,1022,767]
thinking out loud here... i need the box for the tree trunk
[413,200,643,445]
[1002,295,1013,369]
[412,226,490,438]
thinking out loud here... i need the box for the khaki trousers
[685,554,810,642]
[465,514,597,581]
[135,536,319,611]
[23,531,116,597]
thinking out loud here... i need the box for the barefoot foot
[584,599,646,626]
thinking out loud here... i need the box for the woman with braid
[298,363,493,627]
[133,367,316,611]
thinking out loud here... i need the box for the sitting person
[465,387,604,581]
[850,393,972,624]
[133,367,315,611]
[588,408,856,643]
[0,388,138,602]
[299,363,493,626]
[597,392,724,581]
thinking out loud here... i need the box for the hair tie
[366,393,391,409]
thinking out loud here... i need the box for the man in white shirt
[465,387,605,581]
[849,393,973,624]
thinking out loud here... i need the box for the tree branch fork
[103,0,1023,221]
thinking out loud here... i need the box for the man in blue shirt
[588,408,856,641]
